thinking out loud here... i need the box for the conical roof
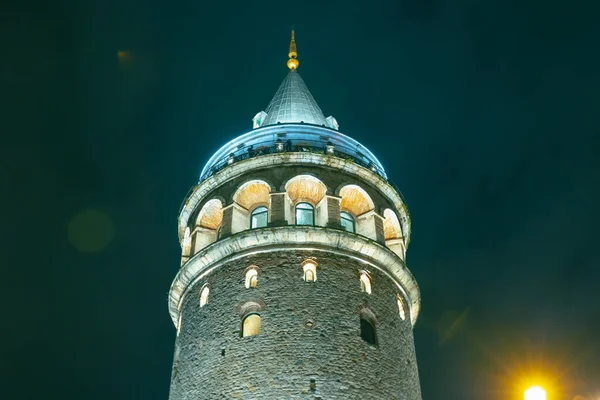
[261,71,328,127]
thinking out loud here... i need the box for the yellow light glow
[524,386,546,400]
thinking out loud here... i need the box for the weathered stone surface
[169,250,422,400]
[169,227,420,327]
[269,193,287,225]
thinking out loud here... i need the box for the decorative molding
[178,152,411,247]
[169,226,420,328]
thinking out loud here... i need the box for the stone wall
[169,250,422,400]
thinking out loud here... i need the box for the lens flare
[524,386,546,400]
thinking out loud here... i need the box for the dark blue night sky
[2,0,599,399]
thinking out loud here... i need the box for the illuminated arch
[242,314,261,337]
[245,266,259,288]
[199,285,210,307]
[233,180,271,210]
[196,199,223,230]
[360,271,372,294]
[239,301,263,337]
[302,259,318,282]
[383,208,402,240]
[338,184,375,216]
[285,175,327,206]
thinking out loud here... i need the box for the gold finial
[287,29,299,71]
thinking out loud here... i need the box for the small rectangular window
[360,318,377,346]
[340,211,355,233]
[250,206,268,229]
[295,203,315,226]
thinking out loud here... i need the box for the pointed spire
[254,30,338,129]
[287,29,299,71]
[261,71,327,126]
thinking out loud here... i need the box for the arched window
[340,211,355,233]
[360,316,377,346]
[250,206,268,229]
[397,295,406,321]
[245,268,258,288]
[200,285,209,307]
[302,261,317,282]
[360,272,372,294]
[242,314,261,337]
[295,202,315,226]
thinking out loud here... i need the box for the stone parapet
[178,152,411,246]
[169,226,420,327]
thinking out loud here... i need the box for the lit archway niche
[285,175,327,205]
[302,260,318,282]
[196,199,223,230]
[383,208,405,260]
[233,180,271,210]
[383,209,402,240]
[245,267,259,288]
[200,285,210,307]
[242,314,261,337]
[360,272,372,294]
[339,185,375,216]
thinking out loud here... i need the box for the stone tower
[168,32,422,400]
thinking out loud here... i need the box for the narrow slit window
[242,314,261,337]
[245,268,258,288]
[250,206,268,229]
[397,295,406,321]
[340,211,355,233]
[200,285,209,307]
[295,202,315,226]
[303,262,317,282]
[360,272,372,294]
[360,317,377,346]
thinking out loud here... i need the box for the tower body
[168,39,422,400]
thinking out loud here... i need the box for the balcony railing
[200,138,385,182]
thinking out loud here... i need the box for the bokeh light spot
[117,50,132,66]
[68,209,115,253]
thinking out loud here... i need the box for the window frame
[360,317,378,346]
[302,261,317,282]
[250,206,269,229]
[245,268,259,288]
[295,202,315,226]
[199,285,210,308]
[360,272,372,294]
[340,211,355,233]
[241,313,261,337]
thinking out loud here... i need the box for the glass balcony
[199,123,388,182]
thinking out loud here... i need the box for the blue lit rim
[200,123,388,181]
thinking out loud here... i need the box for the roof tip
[287,29,299,71]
